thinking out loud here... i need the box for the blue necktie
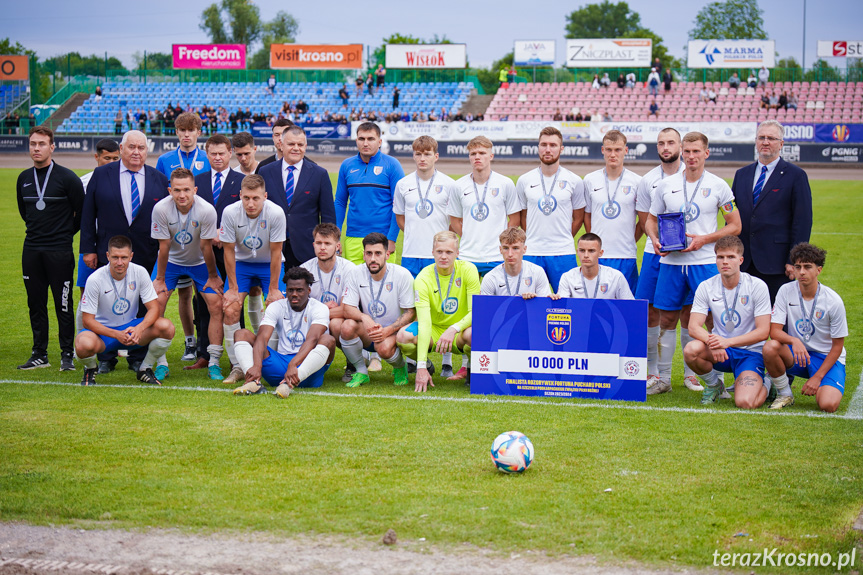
[213,171,222,205]
[752,165,767,205]
[130,171,140,220]
[285,165,295,207]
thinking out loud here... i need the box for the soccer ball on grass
[490,431,534,473]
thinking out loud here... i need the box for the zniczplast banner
[514,40,556,66]
[385,44,467,68]
[590,121,758,144]
[270,44,363,69]
[687,40,775,68]
[817,41,863,58]
[172,44,246,69]
[565,39,652,68]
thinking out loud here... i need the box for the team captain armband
[720,201,735,213]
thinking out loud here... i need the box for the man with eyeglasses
[731,120,812,303]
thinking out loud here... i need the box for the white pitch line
[843,368,863,420]
[1,379,857,420]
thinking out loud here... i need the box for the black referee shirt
[16,162,85,251]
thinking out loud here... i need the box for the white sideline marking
[0,557,233,575]
[1,378,859,420]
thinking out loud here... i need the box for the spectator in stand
[94,86,102,102]
[552,109,563,121]
[375,64,386,87]
[592,74,601,90]
[787,91,799,110]
[758,66,769,87]
[498,67,508,86]
[392,87,400,110]
[575,111,584,121]
[728,72,741,88]
[465,112,473,122]
[768,91,779,109]
[760,92,771,109]
[164,106,175,135]
[440,107,449,121]
[355,75,364,96]
[114,112,123,135]
[593,110,604,122]
[778,91,788,110]
[267,74,276,95]
[625,71,636,88]
[127,110,135,131]
[229,111,238,134]
[653,57,663,76]
[747,72,758,88]
[649,100,659,117]
[663,69,673,92]
[617,74,626,89]
[583,110,592,121]
[647,67,660,96]
[707,87,718,104]
[700,87,710,103]
[366,73,375,96]
[565,111,574,121]
[137,110,147,131]
[339,84,349,108]
[600,73,611,87]
[297,100,309,115]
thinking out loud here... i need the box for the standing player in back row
[447,136,519,380]
[582,129,643,294]
[516,126,585,292]
[393,135,458,376]
[645,131,742,395]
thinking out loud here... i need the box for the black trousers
[22,248,75,357]
[746,260,791,305]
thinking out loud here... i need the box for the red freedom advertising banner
[385,44,467,68]
[269,44,364,69]
[172,44,246,69]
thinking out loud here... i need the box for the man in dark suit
[186,134,247,373]
[731,120,812,302]
[260,125,336,269]
[80,130,170,371]
[256,118,293,172]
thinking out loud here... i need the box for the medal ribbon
[539,167,560,210]
[109,273,128,313]
[283,302,307,346]
[178,147,200,170]
[796,282,821,342]
[682,173,705,220]
[32,161,54,209]
[721,277,743,326]
[579,266,602,298]
[367,267,389,319]
[244,202,267,258]
[603,168,624,212]
[435,266,456,311]
[471,174,490,210]
[317,260,339,300]
[504,268,524,296]
[174,201,195,250]
[416,170,437,213]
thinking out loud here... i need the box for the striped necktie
[213,171,222,205]
[130,170,140,220]
[285,165,296,207]
[752,165,768,205]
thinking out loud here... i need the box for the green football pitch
[1,168,861,572]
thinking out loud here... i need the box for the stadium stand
[57,80,473,134]
[485,80,863,124]
[1,84,25,115]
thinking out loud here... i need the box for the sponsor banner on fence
[250,121,350,139]
[172,44,246,69]
[815,123,863,143]
[270,44,363,69]
[385,44,467,69]
[387,140,600,160]
[514,40,556,67]
[470,295,648,401]
[565,39,652,68]
[687,40,775,69]
[0,55,28,80]
[783,123,816,142]
[802,143,863,163]
[355,121,589,142]
[590,121,758,143]
[817,41,863,58]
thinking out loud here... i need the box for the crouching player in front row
[397,231,480,393]
[762,243,847,412]
[77,235,175,386]
[684,236,772,407]
[232,267,335,398]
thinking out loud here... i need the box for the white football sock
[223,322,241,365]
[143,338,173,370]
[207,344,223,367]
[658,329,675,382]
[700,369,720,388]
[248,294,263,332]
[680,328,696,377]
[442,352,453,366]
[462,354,469,369]
[297,344,330,382]
[156,353,169,368]
[234,341,255,376]
[772,373,792,397]
[81,354,98,369]
[385,348,404,368]
[647,325,660,375]
[340,337,369,374]
[75,305,84,334]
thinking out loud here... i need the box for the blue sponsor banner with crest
[814,123,863,144]
[470,295,647,402]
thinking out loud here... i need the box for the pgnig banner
[470,295,647,402]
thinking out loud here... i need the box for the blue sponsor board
[783,123,816,142]
[250,121,350,139]
[470,295,647,402]
[814,123,863,143]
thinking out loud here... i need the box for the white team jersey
[301,256,356,305]
[691,273,771,352]
[583,168,642,259]
[447,171,519,262]
[81,263,157,327]
[219,200,286,263]
[151,197,218,266]
[342,263,415,327]
[635,164,684,255]
[516,166,585,256]
[772,281,848,363]
[393,170,457,259]
[480,261,552,296]
[557,265,633,300]
[262,297,330,356]
[80,171,94,190]
[650,170,735,266]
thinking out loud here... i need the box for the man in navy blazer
[79,130,169,371]
[731,120,812,302]
[260,125,336,268]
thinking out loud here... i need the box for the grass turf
[1,168,861,572]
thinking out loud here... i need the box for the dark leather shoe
[183,357,208,370]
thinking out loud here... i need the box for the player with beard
[515,126,586,292]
